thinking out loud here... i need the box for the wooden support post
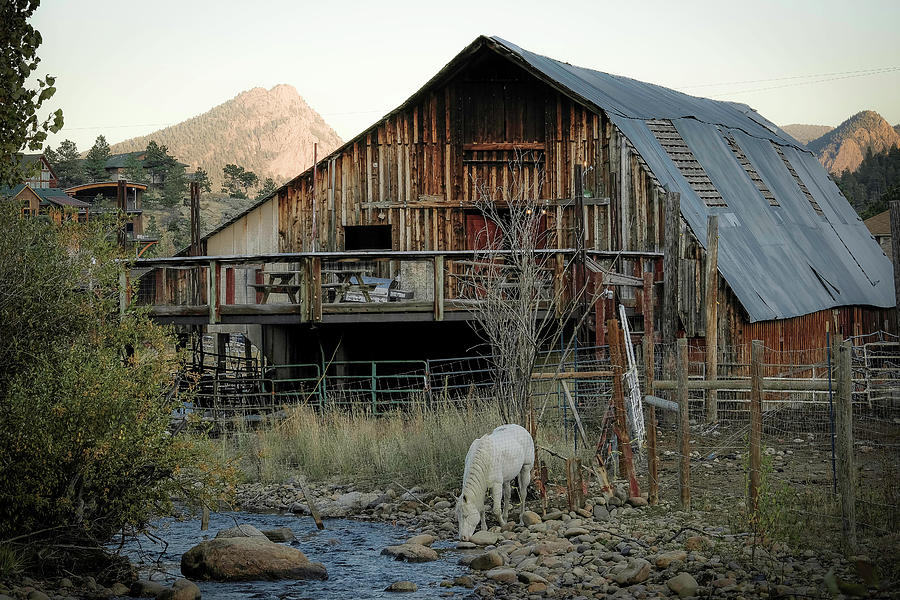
[891,201,900,335]
[201,505,210,531]
[644,336,659,505]
[554,252,565,316]
[705,215,719,423]
[433,254,444,321]
[749,339,763,522]
[565,458,584,511]
[662,190,680,346]
[208,260,218,324]
[676,337,691,510]
[217,333,227,375]
[311,256,322,322]
[835,336,857,550]
[594,272,605,351]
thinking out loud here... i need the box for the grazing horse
[455,423,534,541]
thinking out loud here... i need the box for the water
[119,511,467,599]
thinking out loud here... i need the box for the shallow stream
[120,511,466,599]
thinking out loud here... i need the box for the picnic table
[322,268,377,302]
[249,270,304,304]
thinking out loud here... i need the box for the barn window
[645,119,726,207]
[344,225,392,250]
[724,135,779,207]
[772,143,824,217]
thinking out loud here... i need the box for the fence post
[835,337,858,551]
[676,337,690,510]
[749,339,763,523]
[208,260,217,324]
[371,361,378,414]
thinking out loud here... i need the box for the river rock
[157,579,201,600]
[468,530,501,546]
[181,537,328,581]
[215,524,267,539]
[655,550,688,568]
[612,558,652,585]
[406,534,435,546]
[109,583,130,596]
[130,579,168,597]
[385,581,418,592]
[381,543,438,562]
[470,551,504,570]
[593,505,610,521]
[667,572,699,598]
[26,592,48,600]
[485,568,517,584]
[627,496,648,507]
[262,527,295,542]
[522,511,542,526]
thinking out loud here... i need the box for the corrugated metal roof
[490,36,893,322]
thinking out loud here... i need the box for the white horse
[455,423,534,541]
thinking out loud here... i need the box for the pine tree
[84,135,111,182]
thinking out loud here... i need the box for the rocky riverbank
[235,479,886,599]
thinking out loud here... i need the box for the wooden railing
[126,249,662,325]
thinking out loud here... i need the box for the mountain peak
[805,110,900,174]
[110,86,342,187]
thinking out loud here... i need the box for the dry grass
[216,399,589,493]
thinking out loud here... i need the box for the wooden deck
[128,249,662,326]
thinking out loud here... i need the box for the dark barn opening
[345,225,392,250]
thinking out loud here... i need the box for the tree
[0,203,234,573]
[255,177,277,200]
[143,141,186,207]
[459,153,584,425]
[44,139,85,188]
[192,166,212,194]
[222,163,259,198]
[0,0,64,187]
[123,152,147,184]
[84,135,111,182]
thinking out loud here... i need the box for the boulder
[655,550,688,568]
[469,551,504,570]
[593,505,610,521]
[215,524,267,539]
[522,511,542,526]
[181,536,327,581]
[469,530,501,546]
[627,496,648,507]
[667,572,699,598]
[157,579,201,600]
[129,580,168,597]
[381,543,438,562]
[385,581,418,592]
[262,527,295,542]
[406,534,435,546]
[108,583,130,596]
[612,558,652,585]
[485,568,517,584]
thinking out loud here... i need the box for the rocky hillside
[806,110,900,174]
[781,124,833,146]
[110,84,342,188]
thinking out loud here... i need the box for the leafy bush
[0,204,234,558]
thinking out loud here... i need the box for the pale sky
[32,0,900,153]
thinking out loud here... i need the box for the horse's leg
[501,481,511,524]
[518,464,532,524]
[491,482,505,525]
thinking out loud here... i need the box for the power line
[707,67,900,97]
[679,65,900,90]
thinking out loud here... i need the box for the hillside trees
[255,177,277,200]
[192,166,212,193]
[222,163,259,198]
[144,141,187,207]
[0,204,234,571]
[0,0,64,187]
[837,145,900,218]
[44,139,85,187]
[84,135,111,182]
[124,152,147,184]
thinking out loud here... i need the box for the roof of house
[196,36,894,321]
[105,151,146,169]
[864,209,891,236]
[1,184,90,208]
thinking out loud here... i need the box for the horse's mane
[461,436,493,506]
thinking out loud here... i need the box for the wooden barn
[172,35,893,364]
